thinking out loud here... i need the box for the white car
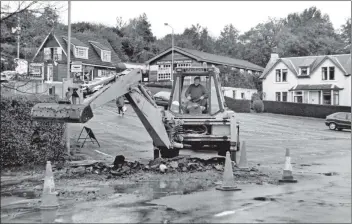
[118,69,133,76]
[1,71,17,82]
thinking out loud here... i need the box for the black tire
[329,122,337,130]
[216,142,230,157]
[160,147,179,158]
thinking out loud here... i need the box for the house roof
[88,41,111,51]
[62,36,89,48]
[33,29,121,68]
[289,84,344,91]
[146,46,264,72]
[260,54,351,79]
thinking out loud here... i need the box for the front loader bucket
[31,103,94,123]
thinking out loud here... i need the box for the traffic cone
[216,151,241,191]
[237,141,249,170]
[40,161,59,209]
[279,148,298,183]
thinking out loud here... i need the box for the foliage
[253,100,264,113]
[218,65,258,89]
[0,95,66,168]
[251,93,261,101]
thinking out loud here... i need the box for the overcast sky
[10,1,352,38]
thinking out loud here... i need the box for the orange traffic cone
[237,141,249,170]
[279,149,298,183]
[216,151,241,191]
[40,161,59,209]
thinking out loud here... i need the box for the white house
[260,50,351,106]
[222,87,257,100]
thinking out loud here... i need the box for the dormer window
[101,50,111,62]
[75,47,88,59]
[299,66,309,76]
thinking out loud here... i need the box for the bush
[0,94,66,168]
[253,100,264,113]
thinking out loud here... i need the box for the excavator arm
[31,69,172,149]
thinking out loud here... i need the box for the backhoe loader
[31,67,240,160]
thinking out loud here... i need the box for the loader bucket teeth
[31,103,94,123]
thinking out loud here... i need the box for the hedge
[263,100,351,118]
[224,97,251,113]
[0,94,66,168]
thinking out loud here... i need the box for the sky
[4,1,352,38]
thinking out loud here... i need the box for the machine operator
[185,76,208,112]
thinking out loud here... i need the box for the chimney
[270,47,279,61]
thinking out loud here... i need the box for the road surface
[2,102,350,223]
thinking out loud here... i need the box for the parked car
[325,112,351,131]
[1,71,17,82]
[153,91,171,109]
[118,68,133,77]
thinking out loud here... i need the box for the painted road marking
[214,201,270,217]
[94,150,113,158]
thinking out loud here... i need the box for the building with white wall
[222,87,257,100]
[260,49,351,106]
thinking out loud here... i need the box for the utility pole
[17,16,20,59]
[65,0,72,155]
[164,23,174,87]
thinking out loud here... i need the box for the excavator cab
[169,67,225,116]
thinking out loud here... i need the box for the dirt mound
[63,156,273,185]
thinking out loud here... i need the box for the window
[101,50,111,62]
[75,47,88,59]
[300,67,308,76]
[241,93,245,99]
[322,67,328,80]
[44,48,51,60]
[282,92,288,102]
[322,67,335,81]
[323,90,331,105]
[329,67,335,80]
[232,90,236,99]
[98,69,114,77]
[276,69,281,82]
[53,47,62,61]
[282,69,287,82]
[275,69,288,82]
[333,90,339,105]
[157,73,171,81]
[294,91,303,103]
[276,92,281,101]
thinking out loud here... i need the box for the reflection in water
[41,208,57,223]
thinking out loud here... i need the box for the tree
[216,24,240,57]
[0,1,64,23]
[239,18,284,67]
[340,18,351,50]
[280,7,342,56]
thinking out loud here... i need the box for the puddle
[253,197,276,201]
[114,180,193,199]
[1,190,38,199]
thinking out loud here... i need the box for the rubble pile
[64,156,271,184]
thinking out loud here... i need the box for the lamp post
[164,23,174,86]
[65,0,72,155]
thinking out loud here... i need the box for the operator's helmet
[170,101,180,113]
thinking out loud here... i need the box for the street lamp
[164,23,174,86]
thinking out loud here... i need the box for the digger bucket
[31,102,94,123]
